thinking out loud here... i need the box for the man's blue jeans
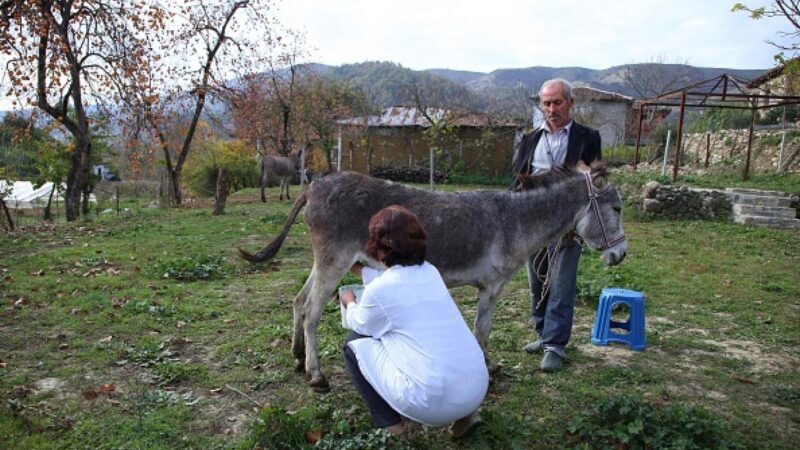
[525,238,583,358]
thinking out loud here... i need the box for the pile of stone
[641,182,731,220]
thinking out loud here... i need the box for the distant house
[747,58,800,109]
[533,85,634,148]
[337,107,519,178]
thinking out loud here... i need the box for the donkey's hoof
[294,360,305,373]
[487,362,503,376]
[309,376,330,393]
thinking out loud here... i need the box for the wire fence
[2,180,162,230]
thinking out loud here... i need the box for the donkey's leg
[291,266,316,372]
[303,254,353,392]
[475,281,508,376]
[285,178,291,200]
[260,176,267,202]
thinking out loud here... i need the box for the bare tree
[623,55,698,99]
[115,0,277,206]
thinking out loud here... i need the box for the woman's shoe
[450,410,482,439]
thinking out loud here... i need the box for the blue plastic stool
[591,288,646,351]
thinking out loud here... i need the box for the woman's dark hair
[365,205,427,267]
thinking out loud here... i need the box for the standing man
[510,78,601,372]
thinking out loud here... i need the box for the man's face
[540,83,573,130]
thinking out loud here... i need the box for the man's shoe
[540,351,562,372]
[523,340,544,354]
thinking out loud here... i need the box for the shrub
[370,166,447,183]
[157,255,232,281]
[566,394,741,449]
[184,139,259,197]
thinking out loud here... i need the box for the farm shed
[336,107,519,178]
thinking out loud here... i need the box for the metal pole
[429,147,434,190]
[634,106,644,170]
[778,106,786,171]
[337,125,342,172]
[662,130,672,176]
[672,91,687,182]
[743,108,755,181]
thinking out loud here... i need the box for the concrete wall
[573,101,630,148]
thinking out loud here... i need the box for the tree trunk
[212,167,227,216]
[81,182,93,217]
[64,137,92,221]
[43,185,55,221]
[0,197,14,231]
[168,168,183,206]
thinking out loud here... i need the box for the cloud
[277,0,793,72]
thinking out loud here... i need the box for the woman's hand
[349,262,363,278]
[340,290,356,307]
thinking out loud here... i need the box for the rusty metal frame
[633,73,800,180]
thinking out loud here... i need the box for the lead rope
[533,234,564,310]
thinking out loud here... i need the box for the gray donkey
[259,153,300,202]
[241,162,627,392]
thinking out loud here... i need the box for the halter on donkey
[240,162,627,392]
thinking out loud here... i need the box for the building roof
[747,58,798,88]
[337,106,517,128]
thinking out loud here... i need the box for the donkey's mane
[514,160,608,191]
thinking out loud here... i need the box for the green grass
[1,180,799,449]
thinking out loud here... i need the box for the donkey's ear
[590,161,609,189]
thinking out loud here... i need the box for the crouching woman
[340,205,488,438]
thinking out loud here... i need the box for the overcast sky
[276,0,793,72]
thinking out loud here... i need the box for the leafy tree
[0,0,165,221]
[113,0,278,206]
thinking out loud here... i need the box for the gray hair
[539,78,574,102]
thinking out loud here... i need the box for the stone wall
[641,182,731,220]
[682,129,800,173]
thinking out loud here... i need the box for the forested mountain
[313,61,769,114]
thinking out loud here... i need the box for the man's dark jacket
[509,121,602,189]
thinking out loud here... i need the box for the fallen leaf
[32,269,44,276]
[106,398,120,406]
[99,335,113,343]
[98,383,116,393]
[304,430,322,444]
[107,268,120,276]
[209,388,223,395]
[3,275,13,283]
[83,389,98,400]
[58,343,69,350]
[13,298,28,308]
[223,319,236,325]
[176,320,186,328]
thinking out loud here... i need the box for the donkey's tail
[238,190,308,263]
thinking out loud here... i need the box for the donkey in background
[259,152,301,202]
[241,162,627,392]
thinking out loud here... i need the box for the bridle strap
[583,172,626,251]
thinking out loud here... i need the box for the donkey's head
[574,162,627,266]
